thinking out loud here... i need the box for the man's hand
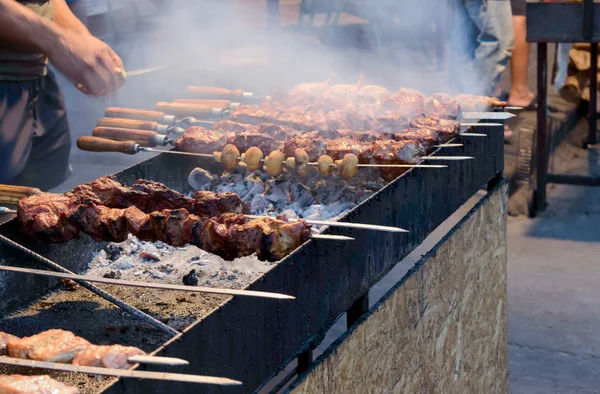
[48,31,124,96]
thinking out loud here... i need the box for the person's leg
[508,1,534,107]
[0,81,36,185]
[12,70,72,191]
[448,0,479,95]
[464,0,514,96]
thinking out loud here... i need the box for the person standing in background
[448,0,514,97]
[496,0,536,109]
[0,0,124,191]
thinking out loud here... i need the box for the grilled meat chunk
[0,333,18,356]
[17,193,80,242]
[148,208,190,246]
[455,94,507,112]
[0,375,79,394]
[370,140,426,181]
[277,106,327,131]
[192,191,250,217]
[410,115,460,143]
[124,205,154,241]
[392,128,440,152]
[191,213,311,261]
[325,109,373,131]
[69,204,129,242]
[68,175,145,208]
[7,329,90,363]
[211,120,253,133]
[176,127,227,155]
[378,90,424,115]
[357,85,392,103]
[325,138,371,160]
[422,94,461,119]
[131,179,194,212]
[72,345,145,370]
[375,111,411,133]
[283,134,327,161]
[226,132,281,155]
[230,102,281,125]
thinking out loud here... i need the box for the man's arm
[0,0,64,53]
[52,0,89,35]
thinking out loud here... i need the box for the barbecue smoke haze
[123,0,490,98]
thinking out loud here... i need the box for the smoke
[102,0,500,99]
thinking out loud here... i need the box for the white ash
[193,167,383,223]
[87,235,272,289]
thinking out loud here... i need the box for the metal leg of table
[588,44,598,147]
[534,42,549,214]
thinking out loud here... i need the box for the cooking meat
[0,375,79,394]
[410,115,460,143]
[230,102,281,125]
[392,128,440,152]
[287,78,332,99]
[192,191,250,217]
[455,94,507,111]
[277,106,327,131]
[422,94,461,119]
[68,175,145,209]
[325,138,372,160]
[357,85,392,103]
[375,111,411,133]
[226,132,281,155]
[283,134,327,161]
[147,208,190,246]
[325,109,373,131]
[369,140,426,181]
[191,213,311,261]
[131,179,195,212]
[0,333,18,356]
[69,203,129,242]
[255,123,299,140]
[16,193,80,242]
[211,120,253,133]
[378,91,424,115]
[176,127,227,155]
[72,345,145,370]
[6,329,90,363]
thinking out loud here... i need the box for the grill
[0,96,503,393]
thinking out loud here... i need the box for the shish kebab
[77,136,454,183]
[7,176,358,261]
[3,175,404,236]
[0,330,187,368]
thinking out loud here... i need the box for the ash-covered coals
[197,169,384,220]
[87,235,272,289]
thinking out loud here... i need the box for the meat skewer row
[6,176,405,235]
[0,330,186,369]
[12,180,350,261]
[77,136,450,182]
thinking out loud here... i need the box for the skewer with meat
[16,186,308,261]
[3,330,145,370]
[0,375,79,394]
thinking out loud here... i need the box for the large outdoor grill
[0,88,504,393]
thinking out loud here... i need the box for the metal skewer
[0,356,241,386]
[245,215,407,233]
[422,156,474,161]
[460,122,503,127]
[0,233,179,336]
[462,112,515,120]
[0,265,296,300]
[127,355,189,366]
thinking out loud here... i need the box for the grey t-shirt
[0,1,54,81]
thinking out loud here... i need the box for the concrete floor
[37,3,600,392]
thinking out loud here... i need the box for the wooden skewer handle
[173,99,233,109]
[0,185,41,204]
[93,127,167,147]
[77,136,139,154]
[105,107,167,123]
[156,102,223,118]
[186,86,246,100]
[97,117,160,131]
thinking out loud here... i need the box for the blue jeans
[449,0,514,96]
